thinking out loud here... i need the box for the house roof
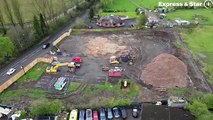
[98,15,123,24]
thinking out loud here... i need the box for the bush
[73,23,87,29]
[187,100,209,117]
[137,14,146,28]
[31,99,63,116]
[201,94,213,109]
[197,113,213,120]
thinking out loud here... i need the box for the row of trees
[0,36,15,64]
[0,0,82,65]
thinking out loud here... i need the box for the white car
[6,68,16,75]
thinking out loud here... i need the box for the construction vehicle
[46,62,77,73]
[109,56,120,64]
[108,67,123,77]
[68,62,76,73]
[102,65,110,71]
[72,57,83,68]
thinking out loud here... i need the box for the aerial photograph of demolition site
[0,0,212,120]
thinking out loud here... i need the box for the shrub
[31,99,63,116]
[137,14,146,28]
[201,94,213,109]
[187,100,209,117]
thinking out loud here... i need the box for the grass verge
[17,63,48,83]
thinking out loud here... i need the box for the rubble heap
[141,53,188,89]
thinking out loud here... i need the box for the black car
[42,43,50,49]
[79,109,85,120]
[112,107,121,118]
[106,108,113,119]
[99,108,106,120]
[120,107,127,119]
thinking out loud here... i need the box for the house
[96,15,125,28]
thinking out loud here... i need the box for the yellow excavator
[109,56,120,64]
[46,62,76,73]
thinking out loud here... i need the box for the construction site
[1,28,211,110]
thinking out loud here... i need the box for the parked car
[106,108,113,120]
[99,108,106,120]
[86,109,92,120]
[132,106,139,118]
[112,107,121,118]
[120,107,127,119]
[42,43,50,49]
[6,68,16,75]
[69,109,78,120]
[92,110,99,120]
[79,110,85,120]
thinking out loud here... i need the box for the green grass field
[182,26,213,83]
[103,0,201,11]
[167,9,213,25]
[0,0,82,23]
[140,0,201,8]
[0,89,46,103]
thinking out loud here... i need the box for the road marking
[28,53,35,58]
[13,65,18,68]
[35,49,40,53]
[22,59,28,63]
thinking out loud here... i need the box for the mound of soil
[141,53,188,89]
[84,37,127,57]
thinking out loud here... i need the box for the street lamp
[20,66,25,74]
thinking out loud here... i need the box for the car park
[120,107,127,119]
[6,68,16,75]
[106,108,113,120]
[99,108,106,120]
[92,110,99,120]
[112,107,121,118]
[86,109,92,120]
[79,110,85,120]
[42,43,50,49]
[69,109,78,120]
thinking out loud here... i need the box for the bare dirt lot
[59,30,175,85]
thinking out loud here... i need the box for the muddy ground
[2,29,211,113]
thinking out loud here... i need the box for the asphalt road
[0,11,89,88]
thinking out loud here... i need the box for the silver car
[6,68,16,75]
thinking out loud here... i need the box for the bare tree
[2,0,16,26]
[11,0,24,29]
[32,0,48,20]
[46,0,55,22]
[61,0,67,14]
[0,9,6,34]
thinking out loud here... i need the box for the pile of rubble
[141,53,188,89]
[84,37,127,57]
